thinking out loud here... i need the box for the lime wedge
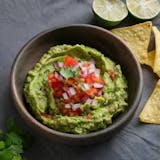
[126,0,160,20]
[92,0,128,26]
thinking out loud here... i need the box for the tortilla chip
[144,50,155,68]
[152,27,160,77]
[139,80,160,124]
[111,21,152,64]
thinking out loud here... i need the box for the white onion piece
[98,90,103,96]
[81,70,88,77]
[89,63,95,69]
[91,99,97,105]
[62,92,69,100]
[88,67,95,74]
[93,83,103,88]
[86,98,92,104]
[69,87,76,96]
[58,62,64,68]
[94,69,100,77]
[53,61,58,68]
[65,104,71,109]
[54,72,59,79]
[58,74,63,81]
[72,103,81,111]
[83,83,90,90]
[81,66,87,71]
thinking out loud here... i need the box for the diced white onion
[91,99,97,105]
[93,83,103,88]
[83,83,90,90]
[86,98,92,104]
[81,70,88,77]
[98,89,103,96]
[94,69,100,77]
[86,99,97,105]
[72,103,81,111]
[88,67,95,74]
[58,62,64,68]
[89,63,95,69]
[55,72,63,81]
[53,61,58,68]
[62,92,69,100]
[65,104,71,109]
[69,87,76,96]
[54,72,59,79]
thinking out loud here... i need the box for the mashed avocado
[24,44,128,134]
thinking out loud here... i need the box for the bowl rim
[10,24,143,140]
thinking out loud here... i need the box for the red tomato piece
[41,113,54,119]
[54,89,63,98]
[51,80,59,88]
[66,78,76,86]
[68,108,81,116]
[109,71,116,81]
[64,55,78,67]
[48,73,54,80]
[85,113,92,119]
[85,88,98,98]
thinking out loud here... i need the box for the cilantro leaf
[12,155,23,160]
[0,141,5,150]
[0,144,23,160]
[0,118,32,160]
[5,132,22,147]
[59,67,76,79]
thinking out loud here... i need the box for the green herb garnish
[0,118,32,160]
[59,67,79,79]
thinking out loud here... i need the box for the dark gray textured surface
[0,0,160,159]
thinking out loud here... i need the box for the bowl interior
[11,25,142,145]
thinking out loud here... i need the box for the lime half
[92,0,128,26]
[126,0,160,20]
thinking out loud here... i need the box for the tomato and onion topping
[48,55,105,117]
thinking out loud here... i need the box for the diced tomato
[85,88,98,98]
[61,106,69,116]
[82,62,89,68]
[68,108,81,116]
[48,73,60,88]
[48,73,55,80]
[109,71,116,81]
[81,94,89,103]
[41,113,54,119]
[64,55,78,67]
[85,113,92,119]
[54,89,63,98]
[60,106,81,116]
[66,78,76,86]
[85,73,104,85]
[51,80,59,88]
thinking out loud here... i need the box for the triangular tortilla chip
[144,50,155,68]
[111,21,152,64]
[152,27,160,77]
[139,80,160,124]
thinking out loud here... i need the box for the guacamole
[24,44,128,134]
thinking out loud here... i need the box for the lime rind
[126,0,160,20]
[92,0,128,26]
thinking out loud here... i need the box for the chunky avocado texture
[24,44,128,134]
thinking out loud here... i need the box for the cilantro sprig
[59,67,79,79]
[0,118,32,160]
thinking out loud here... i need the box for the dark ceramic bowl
[11,24,143,145]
